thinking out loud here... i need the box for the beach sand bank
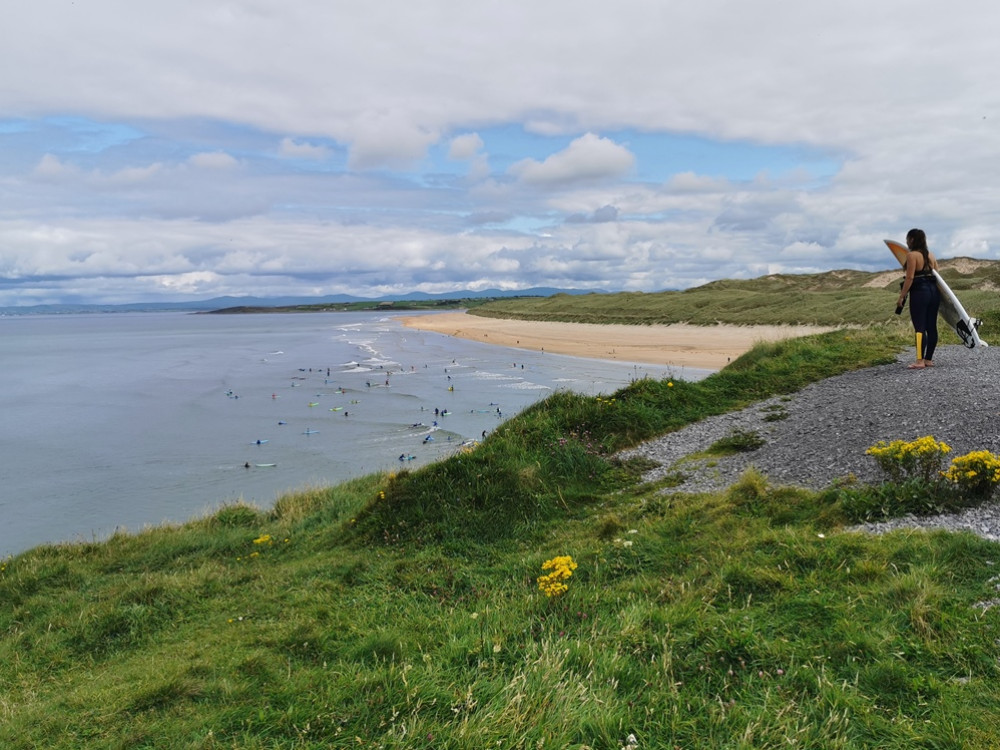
[399,312,838,370]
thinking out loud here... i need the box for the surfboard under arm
[884,239,987,348]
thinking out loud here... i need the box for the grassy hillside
[5,326,1000,748]
[470,258,1000,331]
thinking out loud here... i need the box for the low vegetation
[205,297,496,314]
[470,257,1000,330]
[5,320,1000,748]
[836,437,1000,524]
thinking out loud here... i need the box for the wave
[472,371,520,382]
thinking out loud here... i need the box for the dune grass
[470,262,1000,332]
[3,325,1000,748]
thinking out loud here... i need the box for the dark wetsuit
[909,266,940,361]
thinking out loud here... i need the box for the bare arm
[897,251,919,306]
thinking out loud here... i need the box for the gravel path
[620,344,1000,539]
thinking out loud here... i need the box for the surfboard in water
[885,239,987,349]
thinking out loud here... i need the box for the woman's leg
[923,288,940,362]
[908,283,935,364]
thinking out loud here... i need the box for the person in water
[896,228,940,369]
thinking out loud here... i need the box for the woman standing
[896,228,940,369]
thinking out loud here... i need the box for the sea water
[0,311,711,557]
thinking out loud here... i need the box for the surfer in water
[896,228,940,369]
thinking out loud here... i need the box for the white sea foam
[472,371,520,381]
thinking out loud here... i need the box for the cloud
[3,1,1000,306]
[346,114,438,170]
[32,154,78,180]
[666,172,731,194]
[187,152,240,170]
[566,205,619,224]
[466,211,512,226]
[278,138,331,160]
[448,132,490,181]
[448,133,484,161]
[90,163,165,187]
[509,134,636,186]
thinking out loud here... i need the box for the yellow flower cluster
[252,534,273,545]
[943,450,1000,498]
[537,555,578,598]
[866,436,951,483]
[866,436,952,461]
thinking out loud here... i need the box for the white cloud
[509,134,635,186]
[32,154,78,180]
[187,152,240,170]
[278,138,330,160]
[346,114,438,170]
[100,163,164,185]
[448,133,490,181]
[3,1,1000,305]
[666,172,731,194]
[448,133,484,161]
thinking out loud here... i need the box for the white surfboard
[885,239,987,348]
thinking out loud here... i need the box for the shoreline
[398,312,838,370]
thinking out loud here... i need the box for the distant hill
[5,257,998,317]
[0,287,603,316]
[695,257,1000,294]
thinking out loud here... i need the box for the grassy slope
[469,260,1000,330]
[4,270,1000,748]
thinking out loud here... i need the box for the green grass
[703,429,767,456]
[469,260,1000,331]
[3,324,1000,748]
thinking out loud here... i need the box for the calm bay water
[0,311,709,557]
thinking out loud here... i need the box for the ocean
[0,311,711,558]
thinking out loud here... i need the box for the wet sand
[398,312,838,370]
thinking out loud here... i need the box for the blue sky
[1,0,999,305]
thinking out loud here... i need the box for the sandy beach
[399,312,838,370]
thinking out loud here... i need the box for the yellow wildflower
[537,555,578,598]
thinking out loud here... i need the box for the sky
[2,0,1000,306]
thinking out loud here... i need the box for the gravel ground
[619,344,1000,539]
